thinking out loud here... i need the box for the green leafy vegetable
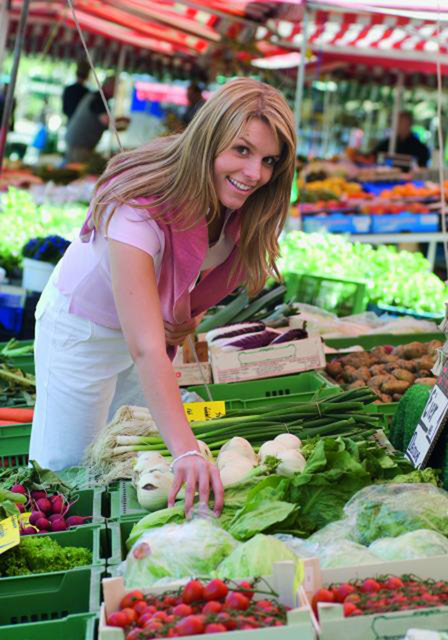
[0,536,92,577]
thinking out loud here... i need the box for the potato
[342,365,358,383]
[342,352,371,368]
[368,374,392,390]
[326,361,343,378]
[370,364,386,376]
[391,369,415,384]
[427,340,443,356]
[381,379,411,395]
[414,377,437,386]
[378,354,400,364]
[379,393,393,403]
[347,380,365,390]
[393,342,427,360]
[414,356,435,372]
[351,366,371,383]
[392,393,403,402]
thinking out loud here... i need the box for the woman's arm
[108,239,223,515]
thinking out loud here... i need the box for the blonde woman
[29,78,296,515]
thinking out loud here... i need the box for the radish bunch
[9,484,91,535]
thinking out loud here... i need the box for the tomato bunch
[312,575,448,619]
[106,579,288,637]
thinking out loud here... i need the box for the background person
[373,111,430,168]
[182,82,205,126]
[29,78,296,515]
[65,75,129,163]
[62,60,91,122]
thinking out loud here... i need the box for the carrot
[0,408,34,422]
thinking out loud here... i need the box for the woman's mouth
[226,177,253,193]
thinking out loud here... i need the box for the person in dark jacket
[374,111,430,168]
[62,61,91,122]
[182,83,205,126]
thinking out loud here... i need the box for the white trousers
[29,273,146,470]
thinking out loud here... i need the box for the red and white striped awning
[261,7,448,74]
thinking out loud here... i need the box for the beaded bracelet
[169,450,204,473]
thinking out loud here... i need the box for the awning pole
[0,0,10,76]
[109,44,127,156]
[294,7,310,146]
[388,70,404,154]
[0,0,30,175]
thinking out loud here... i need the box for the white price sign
[406,383,448,468]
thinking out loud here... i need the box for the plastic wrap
[124,516,238,587]
[344,483,448,545]
[369,529,448,562]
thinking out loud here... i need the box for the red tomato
[172,604,193,617]
[333,583,356,603]
[107,611,129,628]
[217,613,237,630]
[121,607,137,624]
[311,588,335,615]
[203,579,229,602]
[126,630,144,640]
[164,596,179,607]
[343,602,359,617]
[238,581,254,600]
[153,611,168,622]
[137,612,154,627]
[202,601,222,615]
[182,580,205,604]
[255,600,274,611]
[361,579,381,594]
[225,592,250,611]
[133,601,148,616]
[205,623,227,633]
[384,577,404,590]
[120,590,145,609]
[175,614,206,636]
[345,593,361,605]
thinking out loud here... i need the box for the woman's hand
[163,315,203,346]
[168,455,224,517]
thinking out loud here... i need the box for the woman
[29,78,296,515]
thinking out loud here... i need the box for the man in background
[65,75,129,163]
[62,61,91,122]
[373,111,430,168]
[182,83,205,126]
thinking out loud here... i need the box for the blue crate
[370,212,439,233]
[302,213,371,234]
[360,180,425,196]
[0,289,26,333]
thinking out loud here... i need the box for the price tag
[0,515,20,555]
[406,366,448,468]
[19,512,32,528]
[184,401,226,423]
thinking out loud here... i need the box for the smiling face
[213,118,281,210]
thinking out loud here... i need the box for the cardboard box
[99,562,317,640]
[173,363,212,386]
[210,337,326,384]
[301,555,448,640]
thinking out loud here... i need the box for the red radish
[50,517,68,532]
[16,503,25,513]
[10,484,27,495]
[38,529,50,534]
[29,511,45,526]
[35,517,51,530]
[21,526,37,535]
[31,490,47,500]
[35,498,52,514]
[65,515,92,527]
[49,513,63,523]
[50,495,65,514]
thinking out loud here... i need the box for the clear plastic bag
[369,529,448,562]
[344,483,448,546]
[318,540,380,569]
[124,514,238,588]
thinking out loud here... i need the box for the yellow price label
[184,401,226,423]
[0,515,20,555]
[19,512,32,528]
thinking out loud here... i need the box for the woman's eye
[264,157,276,167]
[235,145,249,155]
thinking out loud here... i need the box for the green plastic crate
[109,481,149,523]
[188,371,339,403]
[0,422,31,467]
[0,613,97,639]
[0,567,102,626]
[25,524,107,565]
[107,519,137,566]
[284,272,368,317]
[325,331,445,351]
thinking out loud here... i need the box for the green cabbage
[124,517,238,587]
[216,534,300,579]
[369,529,448,561]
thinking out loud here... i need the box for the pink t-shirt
[56,203,233,329]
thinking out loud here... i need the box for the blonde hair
[92,77,296,295]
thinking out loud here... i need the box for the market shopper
[65,75,129,163]
[373,111,430,168]
[182,83,206,126]
[30,78,296,515]
[62,61,91,122]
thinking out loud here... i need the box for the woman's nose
[243,158,262,182]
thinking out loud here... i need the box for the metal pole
[294,7,310,146]
[109,44,127,156]
[0,0,11,76]
[388,70,404,154]
[0,0,30,175]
